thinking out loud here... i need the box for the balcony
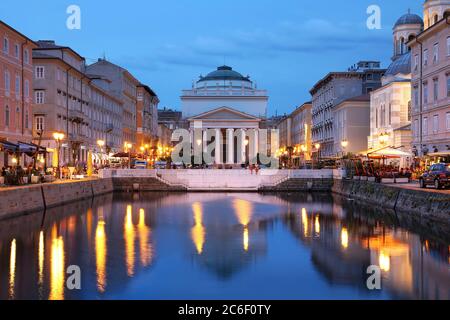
[69,109,85,123]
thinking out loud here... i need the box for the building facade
[310,61,385,158]
[409,1,450,156]
[0,21,37,167]
[32,41,124,166]
[86,59,141,151]
[291,102,312,160]
[334,95,371,156]
[181,65,268,119]
[368,11,423,167]
[32,40,91,165]
[136,84,159,150]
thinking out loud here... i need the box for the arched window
[4,70,10,94]
[400,37,405,55]
[15,106,20,128]
[433,14,439,24]
[5,105,10,127]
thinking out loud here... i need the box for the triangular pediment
[188,107,261,121]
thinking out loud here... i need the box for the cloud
[150,18,391,69]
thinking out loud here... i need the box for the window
[25,110,29,129]
[424,83,428,104]
[15,75,20,97]
[14,44,19,58]
[4,70,10,95]
[447,113,450,130]
[433,115,439,133]
[447,37,450,56]
[35,91,45,104]
[389,104,392,125]
[414,86,419,108]
[414,55,419,71]
[5,105,10,127]
[447,75,450,97]
[424,49,428,66]
[423,117,428,135]
[25,80,29,98]
[24,49,29,64]
[35,66,45,79]
[35,116,44,131]
[433,43,439,63]
[408,101,411,121]
[3,37,8,54]
[15,107,20,128]
[433,78,439,101]
[414,119,419,136]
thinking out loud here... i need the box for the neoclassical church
[367,9,424,166]
[180,66,269,164]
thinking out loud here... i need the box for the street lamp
[315,143,321,168]
[53,132,65,179]
[341,139,348,158]
[97,140,105,167]
[379,133,389,145]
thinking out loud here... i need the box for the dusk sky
[1,0,422,115]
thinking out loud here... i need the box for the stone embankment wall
[0,178,113,220]
[332,179,450,223]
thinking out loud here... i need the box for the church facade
[180,66,270,165]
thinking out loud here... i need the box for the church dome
[394,13,424,28]
[384,51,411,77]
[198,66,251,83]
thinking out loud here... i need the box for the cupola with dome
[195,65,255,90]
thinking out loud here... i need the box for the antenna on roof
[407,8,411,14]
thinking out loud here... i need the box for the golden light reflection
[138,208,152,266]
[379,251,390,272]
[341,227,349,249]
[38,231,44,286]
[191,202,205,255]
[95,219,107,293]
[233,199,253,251]
[243,226,249,251]
[124,205,135,277]
[9,239,16,299]
[301,208,308,237]
[49,226,65,300]
[314,215,320,235]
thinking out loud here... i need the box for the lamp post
[341,139,348,158]
[97,139,105,168]
[53,132,65,179]
[125,142,132,169]
[315,143,321,169]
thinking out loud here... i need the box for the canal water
[0,192,448,300]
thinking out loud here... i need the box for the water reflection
[95,208,107,293]
[191,202,205,255]
[0,192,447,300]
[49,225,65,300]
[9,239,16,299]
[124,204,135,277]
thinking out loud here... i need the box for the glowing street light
[53,132,65,179]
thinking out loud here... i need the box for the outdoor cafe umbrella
[368,147,411,158]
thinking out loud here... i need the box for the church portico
[187,107,262,165]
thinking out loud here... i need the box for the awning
[368,147,412,158]
[427,152,450,157]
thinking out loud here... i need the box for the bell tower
[423,0,450,29]
[392,10,423,60]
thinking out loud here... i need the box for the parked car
[419,163,450,189]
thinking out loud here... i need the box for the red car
[419,163,450,189]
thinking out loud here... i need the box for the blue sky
[1,0,422,115]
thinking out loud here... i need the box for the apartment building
[0,21,37,167]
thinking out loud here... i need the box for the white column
[251,129,258,164]
[215,128,222,164]
[241,129,246,164]
[202,129,207,154]
[227,128,234,164]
